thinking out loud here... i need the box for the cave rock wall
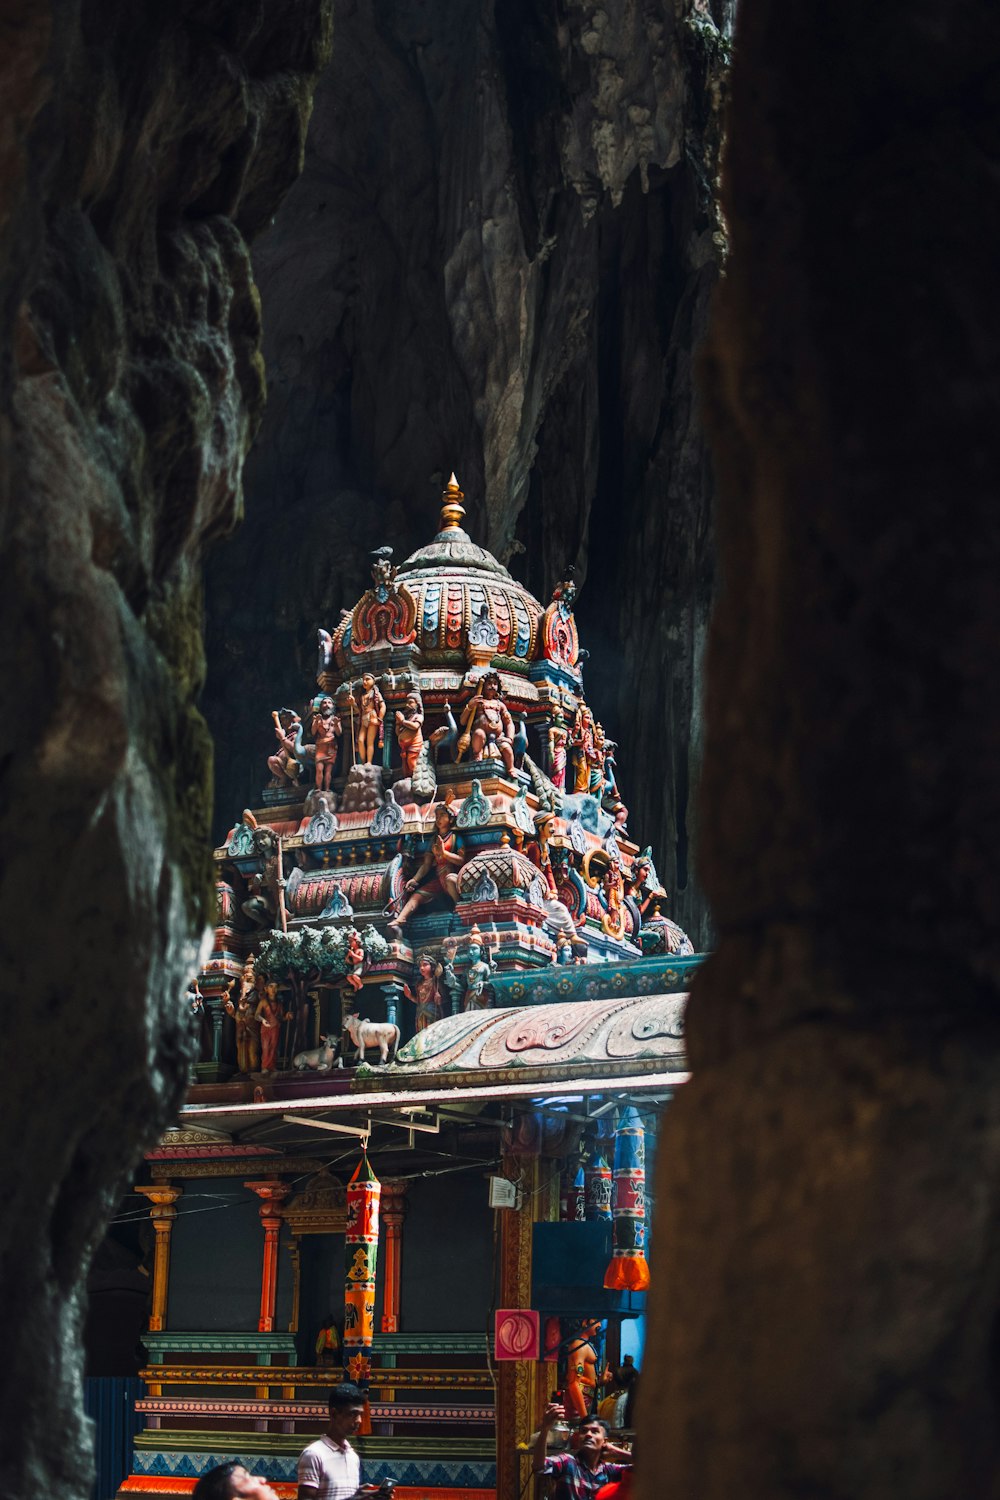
[0,3,330,1496]
[206,0,732,944]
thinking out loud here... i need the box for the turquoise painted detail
[490,952,704,1007]
[422,581,442,642]
[512,595,531,657]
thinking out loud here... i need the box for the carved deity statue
[225,957,261,1073]
[463,926,495,1010]
[310,695,342,790]
[394,691,425,777]
[565,1319,603,1419]
[457,671,515,773]
[601,737,628,832]
[526,810,578,941]
[354,674,386,765]
[625,848,664,917]
[341,928,365,996]
[569,701,599,794]
[540,569,581,669]
[547,704,569,791]
[239,814,284,929]
[590,722,608,798]
[600,861,627,940]
[388,803,464,933]
[254,980,286,1073]
[370,546,397,594]
[440,936,463,1015]
[267,708,302,788]
[404,954,444,1031]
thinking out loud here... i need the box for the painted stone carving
[540,571,580,669]
[350,547,418,651]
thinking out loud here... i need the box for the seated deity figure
[355,673,386,764]
[387,803,464,933]
[458,671,515,773]
[267,708,302,788]
[394,691,425,777]
[526,810,578,941]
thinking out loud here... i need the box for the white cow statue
[292,1035,342,1071]
[344,1012,400,1065]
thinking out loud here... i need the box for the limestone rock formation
[205,0,733,947]
[640,2,1000,1496]
[0,3,331,1497]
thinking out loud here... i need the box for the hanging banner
[344,1152,381,1430]
[584,1145,612,1221]
[603,1105,650,1291]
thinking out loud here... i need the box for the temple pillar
[136,1184,182,1333]
[380,1180,408,1334]
[288,1235,302,1335]
[245,1180,291,1334]
[496,1157,559,1500]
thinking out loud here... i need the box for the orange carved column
[380,1180,408,1334]
[136,1184,183,1331]
[245,1180,291,1333]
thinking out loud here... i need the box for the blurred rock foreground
[0,3,332,1495]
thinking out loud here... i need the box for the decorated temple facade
[112,479,701,1500]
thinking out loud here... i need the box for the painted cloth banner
[584,1146,612,1221]
[561,1165,586,1222]
[344,1152,381,1429]
[603,1106,649,1291]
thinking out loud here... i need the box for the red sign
[495,1308,540,1361]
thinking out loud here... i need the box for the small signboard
[495,1308,540,1361]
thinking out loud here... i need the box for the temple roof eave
[362,991,688,1081]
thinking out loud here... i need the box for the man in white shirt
[298,1382,389,1500]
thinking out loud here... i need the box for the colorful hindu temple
[110,477,702,1500]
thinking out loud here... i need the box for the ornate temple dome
[392,476,543,668]
[457,841,544,902]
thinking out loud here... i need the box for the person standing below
[533,1404,632,1500]
[298,1382,391,1500]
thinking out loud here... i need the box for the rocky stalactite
[0,3,331,1497]
[205,0,732,945]
[641,2,1000,1497]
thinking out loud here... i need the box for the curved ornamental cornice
[385,992,687,1077]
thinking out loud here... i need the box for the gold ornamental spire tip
[439,471,466,531]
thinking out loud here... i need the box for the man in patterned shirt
[533,1404,632,1500]
[298,1382,392,1500]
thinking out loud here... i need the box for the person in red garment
[595,1474,633,1500]
[533,1405,632,1500]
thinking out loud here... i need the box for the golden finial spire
[439,471,466,532]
